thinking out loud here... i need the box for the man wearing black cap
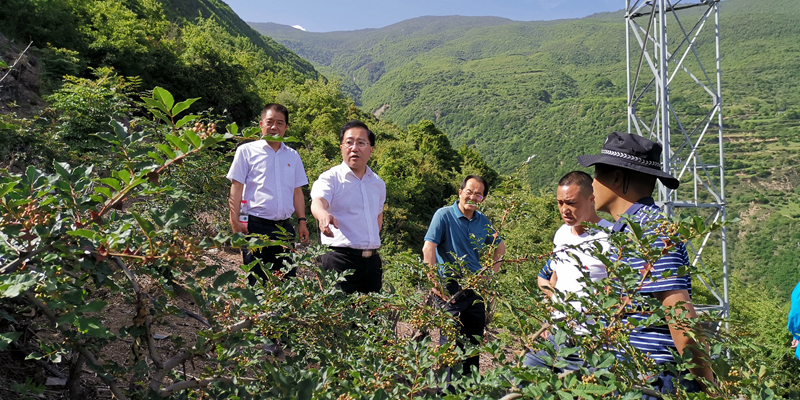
[578,132,714,397]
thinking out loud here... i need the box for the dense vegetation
[1,0,799,397]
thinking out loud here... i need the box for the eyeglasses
[342,139,370,149]
[461,189,484,201]
[264,119,286,128]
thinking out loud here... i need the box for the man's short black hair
[558,171,593,197]
[460,175,489,197]
[261,103,289,125]
[594,163,656,194]
[339,120,375,146]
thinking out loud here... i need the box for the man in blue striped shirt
[578,132,714,397]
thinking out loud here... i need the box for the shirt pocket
[281,161,296,191]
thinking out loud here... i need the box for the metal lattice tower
[624,0,728,320]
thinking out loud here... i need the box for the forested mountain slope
[0,0,318,123]
[253,0,800,297]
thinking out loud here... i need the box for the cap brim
[577,154,680,190]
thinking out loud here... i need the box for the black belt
[249,215,290,225]
[330,246,379,258]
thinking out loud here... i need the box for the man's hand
[298,221,309,243]
[792,339,798,349]
[231,220,248,234]
[317,212,338,237]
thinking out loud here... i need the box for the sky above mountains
[225,0,623,32]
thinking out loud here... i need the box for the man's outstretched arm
[655,289,715,391]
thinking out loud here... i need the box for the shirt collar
[259,140,286,152]
[451,201,477,221]
[338,161,373,180]
[611,197,655,232]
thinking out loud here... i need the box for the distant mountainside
[157,0,317,77]
[251,0,800,297]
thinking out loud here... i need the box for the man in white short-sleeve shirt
[525,171,611,372]
[310,120,386,294]
[226,104,309,285]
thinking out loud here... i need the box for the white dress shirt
[226,140,308,221]
[551,219,613,298]
[549,219,613,333]
[310,162,386,249]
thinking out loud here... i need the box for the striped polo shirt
[611,197,692,364]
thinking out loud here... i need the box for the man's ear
[611,169,626,188]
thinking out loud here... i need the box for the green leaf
[213,271,239,289]
[226,122,238,135]
[574,383,614,397]
[0,121,17,130]
[175,114,199,129]
[595,353,616,369]
[171,98,200,116]
[183,130,201,148]
[0,332,22,350]
[0,61,7,68]
[131,212,155,235]
[142,97,168,115]
[94,186,111,199]
[153,87,175,111]
[556,390,573,400]
[0,182,17,198]
[156,144,176,159]
[628,220,643,240]
[262,134,300,143]
[111,119,128,141]
[67,229,97,239]
[99,178,122,191]
[165,134,189,154]
[147,151,165,165]
[115,169,132,184]
[0,273,38,298]
[76,317,110,337]
[53,162,71,181]
[76,300,107,314]
[196,265,218,279]
[149,108,172,126]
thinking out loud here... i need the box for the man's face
[556,184,594,227]
[591,171,614,214]
[340,127,373,171]
[459,178,486,214]
[260,109,287,138]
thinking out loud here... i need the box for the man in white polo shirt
[310,120,386,294]
[227,104,309,285]
[525,171,612,372]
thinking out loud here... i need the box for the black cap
[577,132,679,189]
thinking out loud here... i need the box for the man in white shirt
[525,171,611,371]
[310,120,386,294]
[227,104,309,285]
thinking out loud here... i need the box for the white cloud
[291,25,306,31]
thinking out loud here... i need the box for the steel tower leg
[624,0,729,322]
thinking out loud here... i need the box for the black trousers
[437,280,486,376]
[320,249,382,294]
[242,216,296,286]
